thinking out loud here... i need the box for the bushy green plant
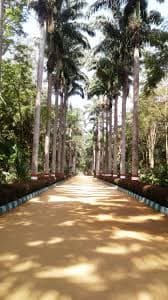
[8,144,30,182]
[140,165,168,187]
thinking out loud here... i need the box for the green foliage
[3,0,28,54]
[140,165,168,187]
[8,144,29,182]
[0,45,36,182]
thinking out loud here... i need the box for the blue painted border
[0,179,65,216]
[99,178,168,216]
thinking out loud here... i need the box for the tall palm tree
[43,0,93,176]
[91,0,164,180]
[31,0,48,179]
[123,0,163,179]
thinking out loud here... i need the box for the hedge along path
[0,176,168,300]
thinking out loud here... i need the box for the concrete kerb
[0,179,66,216]
[97,177,168,217]
[118,185,168,216]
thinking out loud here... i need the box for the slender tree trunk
[105,104,109,173]
[92,147,96,175]
[107,99,113,174]
[68,128,73,175]
[147,123,157,169]
[51,89,59,176]
[113,96,118,177]
[72,150,76,175]
[131,46,139,180]
[100,106,105,173]
[57,90,64,174]
[0,0,3,86]
[60,92,68,175]
[95,116,101,176]
[31,23,46,179]
[44,72,52,175]
[120,82,128,178]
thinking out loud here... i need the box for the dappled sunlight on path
[0,176,168,300]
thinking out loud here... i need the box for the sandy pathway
[0,176,168,300]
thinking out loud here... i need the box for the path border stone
[0,179,65,216]
[98,178,168,217]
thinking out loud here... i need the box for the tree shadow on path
[0,176,168,300]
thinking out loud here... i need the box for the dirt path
[0,176,168,300]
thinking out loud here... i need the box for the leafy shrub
[140,165,168,187]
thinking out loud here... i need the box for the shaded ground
[0,175,168,300]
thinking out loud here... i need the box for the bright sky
[23,0,168,109]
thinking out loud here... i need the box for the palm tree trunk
[131,45,139,180]
[60,92,68,175]
[57,90,64,174]
[107,99,113,174]
[68,127,73,175]
[51,89,59,176]
[100,106,105,173]
[120,81,128,178]
[95,116,101,176]
[92,147,96,175]
[72,149,76,175]
[31,23,46,179]
[113,95,118,177]
[105,104,109,173]
[44,72,52,175]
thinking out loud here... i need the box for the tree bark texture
[107,99,113,174]
[95,116,101,176]
[120,82,127,178]
[44,72,52,174]
[31,23,46,178]
[147,123,157,169]
[60,92,68,174]
[132,46,139,180]
[113,96,118,177]
[57,91,64,173]
[51,89,59,174]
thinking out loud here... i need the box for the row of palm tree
[31,0,92,179]
[89,0,165,180]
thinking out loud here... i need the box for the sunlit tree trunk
[131,0,140,180]
[147,123,157,169]
[72,149,76,175]
[51,88,59,176]
[105,103,109,173]
[120,80,128,178]
[131,45,139,180]
[113,95,118,177]
[92,147,96,175]
[68,127,73,175]
[107,98,113,174]
[57,87,64,174]
[31,23,46,179]
[95,116,101,176]
[100,104,105,173]
[60,91,68,175]
[44,73,52,175]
